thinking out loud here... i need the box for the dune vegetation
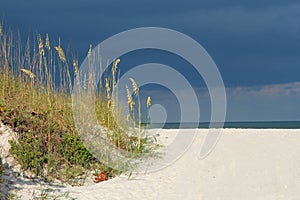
[0,23,155,186]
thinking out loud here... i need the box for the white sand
[1,124,300,199]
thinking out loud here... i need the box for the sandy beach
[1,124,300,199]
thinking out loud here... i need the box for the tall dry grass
[0,23,155,185]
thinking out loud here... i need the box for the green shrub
[60,134,95,167]
[9,134,46,175]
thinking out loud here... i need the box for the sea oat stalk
[54,46,66,63]
[129,78,142,151]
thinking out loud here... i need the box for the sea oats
[113,58,120,69]
[38,35,45,56]
[147,96,151,107]
[45,33,50,50]
[112,58,120,76]
[129,78,139,96]
[73,59,79,75]
[0,24,2,37]
[54,46,66,63]
[20,68,35,79]
[105,78,111,99]
[88,44,92,58]
[126,85,135,111]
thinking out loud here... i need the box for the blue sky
[1,0,300,122]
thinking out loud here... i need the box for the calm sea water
[147,121,300,129]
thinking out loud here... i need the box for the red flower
[93,173,106,183]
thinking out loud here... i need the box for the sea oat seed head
[54,46,66,63]
[126,85,135,111]
[112,58,120,76]
[105,78,111,99]
[88,44,92,57]
[147,96,151,107]
[113,58,120,68]
[20,68,35,79]
[129,78,139,96]
[38,35,45,56]
[45,33,50,50]
[73,59,79,74]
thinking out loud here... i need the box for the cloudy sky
[1,0,300,122]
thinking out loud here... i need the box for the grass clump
[31,189,75,200]
[6,189,74,200]
[0,23,155,185]
[0,71,98,183]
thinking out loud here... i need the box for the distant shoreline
[146,121,300,129]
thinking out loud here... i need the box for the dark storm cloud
[1,0,299,121]
[1,0,299,86]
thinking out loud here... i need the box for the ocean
[147,121,300,129]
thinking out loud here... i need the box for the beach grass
[0,23,155,185]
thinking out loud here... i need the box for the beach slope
[1,128,300,199]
